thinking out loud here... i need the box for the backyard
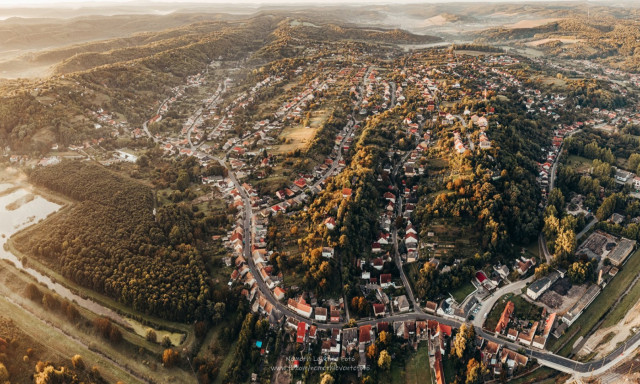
[450,281,476,303]
[389,342,433,384]
[484,293,543,332]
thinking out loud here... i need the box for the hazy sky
[0,0,588,5]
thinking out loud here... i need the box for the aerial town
[0,2,640,384]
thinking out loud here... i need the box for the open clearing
[526,37,583,47]
[274,108,330,154]
[275,125,318,154]
[390,341,432,384]
[579,259,640,359]
[506,18,560,29]
[450,281,475,303]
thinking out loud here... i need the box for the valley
[0,2,640,384]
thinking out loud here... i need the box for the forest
[418,97,545,257]
[13,161,219,322]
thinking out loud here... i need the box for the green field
[549,248,640,356]
[6,239,192,338]
[405,342,432,384]
[523,241,541,260]
[213,339,239,384]
[565,155,592,173]
[601,274,640,329]
[450,281,476,303]
[442,356,457,383]
[387,342,434,384]
[510,294,543,321]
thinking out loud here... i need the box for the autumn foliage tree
[377,350,391,370]
[366,344,378,360]
[452,323,475,359]
[162,349,180,368]
[465,358,482,384]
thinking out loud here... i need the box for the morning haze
[0,1,638,383]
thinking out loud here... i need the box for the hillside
[0,13,441,152]
[476,17,640,72]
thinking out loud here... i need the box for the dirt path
[578,273,640,359]
[580,299,640,359]
[0,259,198,383]
[271,352,292,384]
[0,294,145,384]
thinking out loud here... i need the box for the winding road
[209,78,629,378]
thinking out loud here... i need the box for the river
[0,180,184,346]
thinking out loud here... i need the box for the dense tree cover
[0,314,107,384]
[446,323,489,384]
[350,296,372,317]
[556,158,614,212]
[251,20,438,64]
[418,100,545,255]
[565,79,628,110]
[564,130,640,175]
[53,22,232,75]
[14,161,219,322]
[377,350,391,370]
[280,103,350,176]
[0,15,286,151]
[564,133,619,164]
[452,323,475,359]
[303,106,349,161]
[162,348,180,368]
[465,358,484,384]
[25,283,81,323]
[33,360,108,384]
[223,313,256,384]
[0,81,96,151]
[589,193,640,246]
[568,258,597,284]
[543,193,578,264]
[413,259,477,301]
[269,110,400,294]
[93,317,122,344]
[452,44,504,53]
[290,23,441,45]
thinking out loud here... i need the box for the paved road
[142,99,168,143]
[213,84,637,376]
[218,140,639,377]
[576,217,599,240]
[309,117,356,191]
[540,128,583,263]
[212,75,364,331]
[218,158,337,328]
[389,81,396,108]
[391,226,422,314]
[390,152,421,313]
[186,81,226,149]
